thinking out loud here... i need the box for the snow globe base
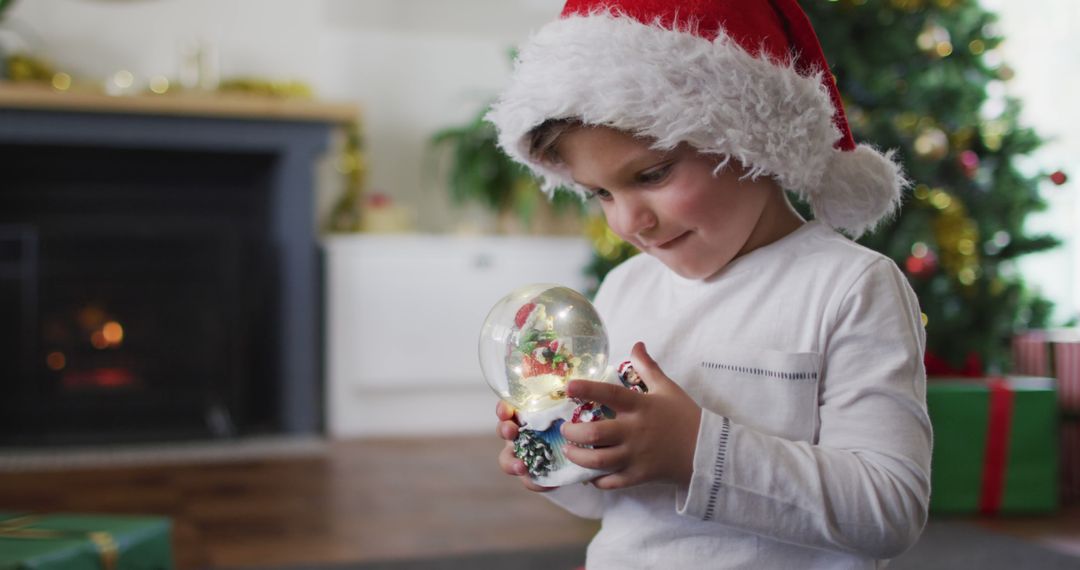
[514,399,610,487]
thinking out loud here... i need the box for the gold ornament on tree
[890,0,926,12]
[980,119,1010,152]
[917,21,953,59]
[893,112,920,135]
[914,126,950,161]
[914,185,981,287]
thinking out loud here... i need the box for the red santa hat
[486,0,907,238]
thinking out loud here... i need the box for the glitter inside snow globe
[479,283,616,487]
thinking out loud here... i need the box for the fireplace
[0,97,342,446]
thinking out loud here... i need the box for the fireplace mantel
[0,82,358,123]
[0,84,356,443]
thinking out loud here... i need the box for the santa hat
[486,0,907,238]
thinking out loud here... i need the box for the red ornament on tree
[905,244,937,279]
[1050,170,1068,186]
[958,150,980,179]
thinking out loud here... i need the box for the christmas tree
[583,0,1063,375]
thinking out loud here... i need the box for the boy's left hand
[561,341,702,490]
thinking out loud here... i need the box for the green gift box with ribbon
[928,376,1059,514]
[0,512,173,570]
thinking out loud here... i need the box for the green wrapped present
[928,376,1059,514]
[0,512,173,570]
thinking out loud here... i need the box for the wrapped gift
[1012,330,1052,377]
[1013,329,1080,410]
[0,512,173,570]
[927,376,1058,514]
[1054,337,1080,412]
[1012,329,1080,503]
[1064,417,1080,505]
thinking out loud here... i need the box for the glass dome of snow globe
[478,284,611,412]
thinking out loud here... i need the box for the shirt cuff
[676,410,733,521]
[543,479,606,519]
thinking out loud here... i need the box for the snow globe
[478,283,615,487]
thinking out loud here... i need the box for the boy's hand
[495,400,556,493]
[561,341,702,490]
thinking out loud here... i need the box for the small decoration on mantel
[5,52,59,85]
[355,192,415,234]
[3,50,318,101]
[218,77,314,100]
[324,121,370,233]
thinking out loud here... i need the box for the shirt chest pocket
[684,345,822,443]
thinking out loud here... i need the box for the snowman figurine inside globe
[479,283,645,487]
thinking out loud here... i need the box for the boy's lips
[648,231,691,250]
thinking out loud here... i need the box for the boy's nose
[613,196,658,240]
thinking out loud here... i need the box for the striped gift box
[1055,335,1080,412]
[1013,329,1080,411]
[1056,333,1080,504]
[1014,329,1080,504]
[1013,330,1051,378]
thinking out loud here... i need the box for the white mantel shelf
[0,81,358,123]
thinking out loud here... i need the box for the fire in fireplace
[0,143,282,445]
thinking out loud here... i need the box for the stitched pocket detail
[703,415,731,522]
[691,348,822,442]
[700,361,818,381]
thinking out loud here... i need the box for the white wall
[4,0,324,84]
[5,0,563,231]
[984,0,1080,325]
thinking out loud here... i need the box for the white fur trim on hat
[486,13,906,238]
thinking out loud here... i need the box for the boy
[488,1,932,568]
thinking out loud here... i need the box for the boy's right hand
[496,401,555,493]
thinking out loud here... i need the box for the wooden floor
[0,436,598,569]
[0,435,1077,569]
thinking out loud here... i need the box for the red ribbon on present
[925,350,984,378]
[978,378,1014,515]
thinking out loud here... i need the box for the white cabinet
[324,234,594,437]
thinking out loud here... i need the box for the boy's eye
[637,163,673,185]
[590,188,613,201]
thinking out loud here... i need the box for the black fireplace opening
[0,143,283,446]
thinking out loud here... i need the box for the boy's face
[555,126,779,280]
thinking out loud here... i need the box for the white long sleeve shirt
[546,221,932,569]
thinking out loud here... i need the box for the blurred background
[0,0,1077,569]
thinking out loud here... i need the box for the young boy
[488,1,932,568]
